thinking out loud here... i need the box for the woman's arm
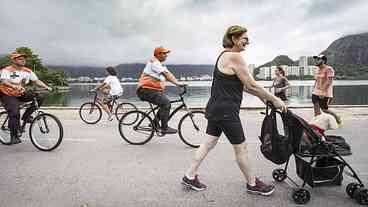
[280,77,291,91]
[230,53,286,111]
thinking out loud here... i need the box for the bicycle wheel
[178,110,206,148]
[115,102,138,121]
[79,102,102,124]
[29,113,63,151]
[0,111,11,145]
[119,110,154,145]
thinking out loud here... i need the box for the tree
[0,47,68,86]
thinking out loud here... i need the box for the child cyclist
[92,66,123,121]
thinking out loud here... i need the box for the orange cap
[10,53,27,60]
[154,46,170,56]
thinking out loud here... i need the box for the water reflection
[41,82,368,107]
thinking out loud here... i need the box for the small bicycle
[79,90,137,124]
[118,86,206,148]
[0,92,63,151]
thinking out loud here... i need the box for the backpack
[259,103,293,164]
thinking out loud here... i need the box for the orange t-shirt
[137,73,165,91]
[313,65,335,97]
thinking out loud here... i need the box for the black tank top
[205,51,244,121]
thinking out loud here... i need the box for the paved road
[0,108,367,207]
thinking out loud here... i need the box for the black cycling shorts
[206,120,245,145]
[312,94,331,110]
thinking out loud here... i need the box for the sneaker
[10,136,22,145]
[161,126,177,134]
[182,175,207,191]
[246,177,275,196]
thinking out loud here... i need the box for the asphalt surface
[0,108,367,207]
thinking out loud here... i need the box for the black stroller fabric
[295,155,345,187]
[263,108,353,187]
[259,104,293,165]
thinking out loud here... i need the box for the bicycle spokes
[30,113,63,151]
[119,111,154,145]
[178,111,206,148]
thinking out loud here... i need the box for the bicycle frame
[1,95,48,136]
[143,87,192,124]
[90,91,118,113]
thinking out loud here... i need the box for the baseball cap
[154,46,170,56]
[10,53,27,60]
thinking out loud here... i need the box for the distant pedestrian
[181,25,287,196]
[312,54,342,126]
[272,66,290,101]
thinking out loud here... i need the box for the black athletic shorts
[206,120,245,144]
[312,94,331,110]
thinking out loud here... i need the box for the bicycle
[0,91,63,151]
[79,90,137,124]
[118,86,206,148]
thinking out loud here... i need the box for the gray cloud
[0,0,367,66]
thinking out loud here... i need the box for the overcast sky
[1,0,367,66]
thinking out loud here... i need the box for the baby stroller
[259,102,367,205]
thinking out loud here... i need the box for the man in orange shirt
[312,54,341,125]
[136,47,185,134]
[0,53,52,144]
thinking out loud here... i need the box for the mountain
[323,33,368,65]
[254,55,296,75]
[255,32,368,79]
[257,55,296,68]
[48,63,214,79]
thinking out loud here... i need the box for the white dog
[302,112,339,145]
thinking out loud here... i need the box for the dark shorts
[206,120,245,145]
[312,94,331,110]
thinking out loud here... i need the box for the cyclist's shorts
[206,120,245,145]
[103,94,121,104]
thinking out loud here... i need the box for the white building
[270,66,277,79]
[258,66,271,80]
[78,76,92,82]
[93,77,105,82]
[299,56,308,77]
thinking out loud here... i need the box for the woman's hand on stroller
[272,97,288,113]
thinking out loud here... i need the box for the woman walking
[181,25,287,196]
[272,66,290,101]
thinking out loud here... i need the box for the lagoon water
[43,80,368,107]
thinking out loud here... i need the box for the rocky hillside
[255,33,368,79]
[253,55,296,76]
[323,33,368,65]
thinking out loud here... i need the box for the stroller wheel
[353,187,368,205]
[272,168,287,182]
[292,188,311,205]
[346,182,362,198]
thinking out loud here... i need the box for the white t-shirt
[103,75,123,96]
[309,113,338,131]
[0,66,38,84]
[142,57,168,81]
